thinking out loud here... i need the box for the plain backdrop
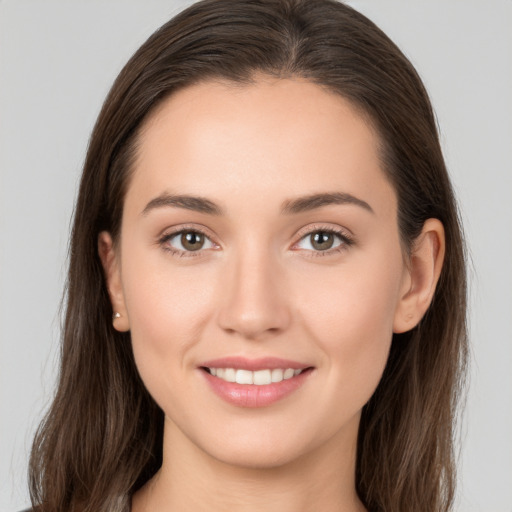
[1,1,511,511]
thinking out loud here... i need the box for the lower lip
[201,369,312,408]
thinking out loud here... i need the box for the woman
[27,0,467,511]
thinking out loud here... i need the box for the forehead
[126,77,395,219]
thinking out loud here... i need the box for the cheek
[128,271,212,345]
[297,249,404,398]
[120,246,216,390]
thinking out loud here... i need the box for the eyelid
[158,222,215,239]
[293,223,354,242]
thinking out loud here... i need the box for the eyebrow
[142,193,222,216]
[141,191,374,217]
[281,192,374,215]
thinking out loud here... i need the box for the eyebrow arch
[142,193,223,216]
[141,191,374,217]
[280,192,374,215]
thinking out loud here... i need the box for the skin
[99,76,445,512]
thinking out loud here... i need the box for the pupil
[182,232,204,251]
[312,232,334,250]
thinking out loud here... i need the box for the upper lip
[200,356,311,371]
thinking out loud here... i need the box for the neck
[133,415,366,512]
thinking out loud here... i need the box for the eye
[160,229,216,256]
[294,228,353,255]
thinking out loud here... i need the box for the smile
[205,367,304,385]
[199,357,313,408]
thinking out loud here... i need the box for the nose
[216,243,291,340]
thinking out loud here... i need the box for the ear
[98,231,130,332]
[393,218,445,333]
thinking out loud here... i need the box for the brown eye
[295,228,350,254]
[162,229,216,255]
[180,231,205,251]
[310,231,335,251]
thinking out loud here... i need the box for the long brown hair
[29,1,468,511]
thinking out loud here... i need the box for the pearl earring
[112,312,121,321]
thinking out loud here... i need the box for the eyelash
[158,224,354,259]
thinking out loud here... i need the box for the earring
[112,312,121,321]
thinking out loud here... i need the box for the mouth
[201,366,311,385]
[199,357,314,408]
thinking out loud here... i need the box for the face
[106,77,413,469]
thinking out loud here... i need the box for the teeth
[254,369,271,385]
[283,368,294,379]
[207,367,304,385]
[224,368,236,382]
[271,369,283,382]
[235,369,253,385]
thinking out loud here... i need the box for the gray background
[1,1,511,510]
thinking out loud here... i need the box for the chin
[206,440,310,470]
[187,415,353,472]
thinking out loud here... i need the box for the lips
[199,357,313,408]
